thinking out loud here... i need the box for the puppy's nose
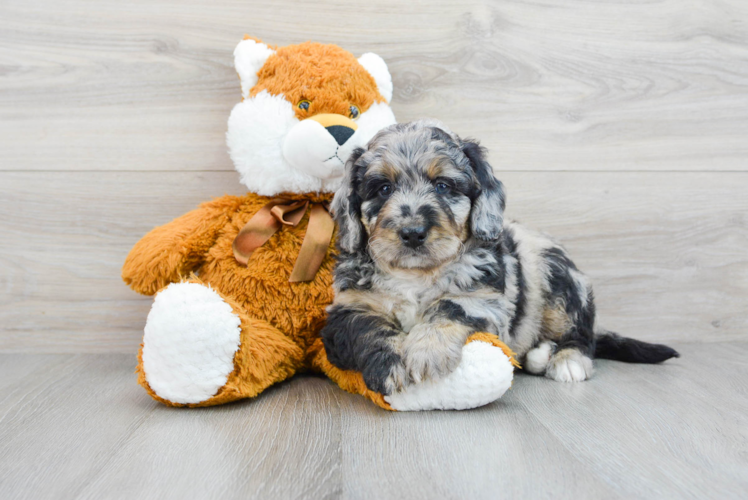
[399,226,428,249]
[308,114,358,146]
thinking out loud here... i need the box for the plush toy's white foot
[142,282,242,404]
[384,340,514,411]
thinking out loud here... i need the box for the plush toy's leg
[137,279,304,407]
[311,333,521,411]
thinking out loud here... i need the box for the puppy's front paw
[383,362,408,394]
[362,355,408,395]
[545,348,593,382]
[402,324,465,384]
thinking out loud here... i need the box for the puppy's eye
[297,100,311,111]
[378,184,393,197]
[349,105,360,119]
[435,181,451,194]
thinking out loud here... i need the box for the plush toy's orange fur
[247,37,385,119]
[124,192,336,406]
[123,38,386,407]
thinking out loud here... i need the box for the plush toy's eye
[435,181,451,195]
[378,184,393,197]
[349,105,360,119]
[298,100,311,111]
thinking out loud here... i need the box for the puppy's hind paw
[524,341,556,375]
[545,348,593,382]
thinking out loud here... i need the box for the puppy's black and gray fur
[321,120,678,395]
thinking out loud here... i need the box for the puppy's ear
[331,147,367,253]
[462,139,506,241]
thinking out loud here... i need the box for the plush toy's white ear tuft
[358,53,393,103]
[234,38,276,99]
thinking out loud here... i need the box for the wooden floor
[1,342,746,499]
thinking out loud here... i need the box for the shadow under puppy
[321,120,678,395]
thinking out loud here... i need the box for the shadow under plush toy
[122,36,519,411]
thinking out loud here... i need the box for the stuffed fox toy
[122,36,518,411]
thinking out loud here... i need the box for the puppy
[321,120,678,395]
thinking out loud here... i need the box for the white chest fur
[372,270,446,333]
[369,248,517,338]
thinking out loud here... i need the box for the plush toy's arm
[384,333,520,411]
[122,196,241,295]
[311,333,520,411]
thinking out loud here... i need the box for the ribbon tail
[233,201,284,265]
[289,204,335,282]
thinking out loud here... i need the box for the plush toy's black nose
[326,125,355,146]
[399,226,428,249]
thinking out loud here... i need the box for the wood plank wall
[1,0,747,352]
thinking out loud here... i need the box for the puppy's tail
[594,330,679,363]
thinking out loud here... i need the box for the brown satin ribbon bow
[232,199,334,283]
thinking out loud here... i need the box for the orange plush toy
[123,37,518,411]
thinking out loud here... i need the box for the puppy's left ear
[462,140,506,241]
[331,147,367,253]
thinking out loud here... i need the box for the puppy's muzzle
[398,225,428,249]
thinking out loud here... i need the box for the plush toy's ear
[234,37,276,99]
[331,147,367,253]
[462,140,506,241]
[358,53,393,103]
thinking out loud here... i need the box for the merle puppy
[321,120,678,395]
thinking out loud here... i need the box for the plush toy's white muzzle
[282,114,358,181]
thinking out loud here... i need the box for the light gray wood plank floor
[1,342,746,500]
